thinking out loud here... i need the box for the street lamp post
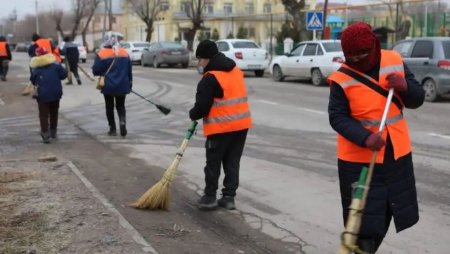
[35,0,40,34]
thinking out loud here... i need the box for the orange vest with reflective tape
[97,47,129,59]
[52,47,62,63]
[203,67,252,136]
[327,50,411,163]
[35,38,52,53]
[0,42,7,57]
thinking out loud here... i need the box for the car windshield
[322,42,342,52]
[161,42,184,49]
[232,41,259,48]
[133,43,150,48]
[442,41,450,59]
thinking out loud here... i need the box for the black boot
[119,118,127,137]
[40,131,51,144]
[108,124,117,136]
[50,128,57,139]
[218,195,236,210]
[77,78,82,85]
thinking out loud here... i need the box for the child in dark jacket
[30,47,68,143]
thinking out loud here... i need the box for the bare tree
[126,0,163,42]
[50,0,94,40]
[184,0,206,51]
[281,0,309,41]
[81,0,103,49]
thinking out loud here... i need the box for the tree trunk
[146,24,154,42]
[185,29,197,51]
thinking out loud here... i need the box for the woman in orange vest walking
[0,36,12,81]
[327,22,425,253]
[190,40,252,210]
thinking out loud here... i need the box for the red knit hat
[35,47,48,56]
[341,22,381,72]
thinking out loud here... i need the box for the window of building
[161,1,169,11]
[204,3,214,14]
[245,3,254,14]
[263,3,271,13]
[224,3,233,15]
[181,2,191,15]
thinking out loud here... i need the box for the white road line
[297,107,326,115]
[257,99,278,105]
[427,133,450,140]
[0,98,4,105]
[66,161,158,254]
[256,99,326,115]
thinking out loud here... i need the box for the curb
[66,161,158,254]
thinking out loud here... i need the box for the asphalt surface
[1,52,449,253]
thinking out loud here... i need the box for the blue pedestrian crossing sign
[306,11,324,30]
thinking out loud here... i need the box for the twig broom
[338,88,394,254]
[130,121,198,210]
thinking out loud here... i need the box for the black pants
[38,100,60,132]
[0,60,9,79]
[66,59,80,83]
[203,129,248,197]
[104,94,126,130]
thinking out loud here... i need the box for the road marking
[257,99,278,105]
[0,98,4,105]
[66,161,159,254]
[256,99,326,115]
[297,107,326,115]
[427,133,450,140]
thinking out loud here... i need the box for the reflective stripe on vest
[202,66,252,136]
[0,42,7,56]
[327,50,411,163]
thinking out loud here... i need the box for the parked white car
[216,39,269,77]
[269,40,344,86]
[75,43,87,63]
[120,41,151,64]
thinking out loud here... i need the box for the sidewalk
[0,65,156,253]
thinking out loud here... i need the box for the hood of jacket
[30,53,57,68]
[203,52,236,73]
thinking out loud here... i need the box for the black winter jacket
[189,53,236,120]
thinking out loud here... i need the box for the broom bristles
[130,158,181,210]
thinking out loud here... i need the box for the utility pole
[35,0,40,34]
[270,13,273,60]
[102,0,107,40]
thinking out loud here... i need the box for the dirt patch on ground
[0,160,146,254]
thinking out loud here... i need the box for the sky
[2,0,71,20]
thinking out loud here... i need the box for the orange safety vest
[35,38,52,53]
[0,42,7,57]
[97,47,129,60]
[327,50,411,163]
[52,47,62,63]
[202,67,253,136]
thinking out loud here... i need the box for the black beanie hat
[196,40,219,59]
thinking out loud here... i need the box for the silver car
[392,37,450,102]
[141,41,189,68]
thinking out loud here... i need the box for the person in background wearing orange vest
[327,22,425,253]
[189,40,252,210]
[0,36,12,81]
[28,33,61,63]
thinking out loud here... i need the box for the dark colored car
[141,41,189,68]
[392,37,450,102]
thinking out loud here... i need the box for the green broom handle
[185,121,198,140]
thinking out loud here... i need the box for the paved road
[7,52,450,253]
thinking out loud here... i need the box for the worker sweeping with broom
[189,40,252,211]
[327,22,425,253]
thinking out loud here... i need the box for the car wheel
[141,58,146,67]
[254,70,264,77]
[82,59,86,63]
[272,65,284,81]
[311,68,324,86]
[153,57,159,68]
[182,62,189,68]
[423,78,440,102]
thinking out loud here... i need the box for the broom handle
[338,88,394,254]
